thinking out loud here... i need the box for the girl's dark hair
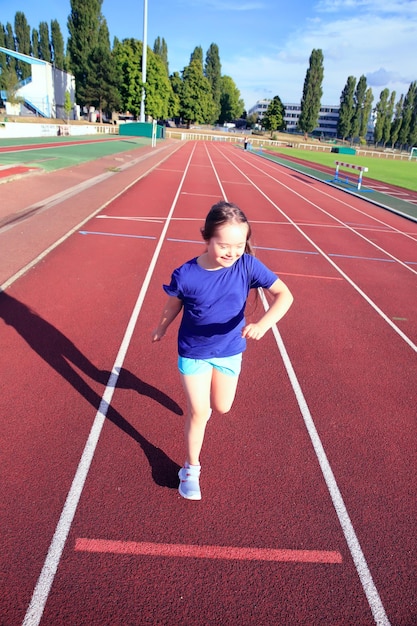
[201,201,254,255]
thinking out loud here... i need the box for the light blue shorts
[178,353,242,377]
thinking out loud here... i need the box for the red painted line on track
[75,538,343,564]
[277,271,343,280]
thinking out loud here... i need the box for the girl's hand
[241,323,266,340]
[152,328,165,342]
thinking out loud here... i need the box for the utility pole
[140,0,148,123]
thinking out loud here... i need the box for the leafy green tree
[51,19,65,70]
[84,19,120,120]
[31,28,39,58]
[218,75,244,124]
[190,46,203,66]
[205,43,221,123]
[169,71,182,122]
[153,36,168,75]
[262,95,285,135]
[113,38,143,118]
[337,76,356,140]
[0,23,7,86]
[399,81,416,148]
[4,23,17,75]
[298,48,324,139]
[382,91,396,147]
[360,88,374,141]
[39,21,51,62]
[374,88,390,146]
[181,57,215,126]
[351,75,367,143]
[64,90,72,120]
[390,95,404,148]
[67,0,102,108]
[14,12,31,79]
[145,50,174,120]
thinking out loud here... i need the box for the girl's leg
[180,369,213,466]
[210,368,240,415]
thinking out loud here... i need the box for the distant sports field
[269,146,417,192]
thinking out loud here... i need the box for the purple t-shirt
[163,254,278,358]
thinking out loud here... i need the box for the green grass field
[268,147,417,192]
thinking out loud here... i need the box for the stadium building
[0,46,76,119]
[248,98,340,138]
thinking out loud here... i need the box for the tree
[113,38,143,118]
[298,48,324,140]
[181,56,215,126]
[262,95,285,136]
[145,48,174,120]
[398,81,417,148]
[382,91,396,147]
[4,23,17,75]
[390,95,404,148]
[31,28,39,58]
[360,88,374,142]
[39,21,51,62]
[205,43,221,123]
[67,0,102,108]
[169,71,182,122]
[218,75,244,124]
[64,90,72,120]
[337,76,356,140]
[153,36,168,75]
[14,12,31,79]
[51,19,65,70]
[84,19,120,120]
[374,88,390,146]
[351,75,367,143]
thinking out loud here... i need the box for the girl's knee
[211,400,233,415]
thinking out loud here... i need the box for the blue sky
[0,0,415,110]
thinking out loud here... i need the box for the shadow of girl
[0,291,181,488]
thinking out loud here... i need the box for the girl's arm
[242,278,293,340]
[152,296,183,342]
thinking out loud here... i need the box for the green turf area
[0,137,151,171]
[269,147,417,192]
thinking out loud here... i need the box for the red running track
[0,141,416,626]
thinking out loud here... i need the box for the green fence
[119,122,165,139]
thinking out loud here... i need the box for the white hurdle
[332,161,369,190]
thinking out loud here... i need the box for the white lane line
[217,145,417,353]
[209,143,391,625]
[21,143,197,626]
[258,289,391,626]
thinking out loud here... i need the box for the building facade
[248,99,340,138]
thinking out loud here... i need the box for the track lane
[1,141,415,625]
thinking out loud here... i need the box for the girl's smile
[199,223,249,270]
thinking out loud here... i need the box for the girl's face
[205,222,249,269]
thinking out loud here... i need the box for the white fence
[0,122,119,139]
[165,130,412,161]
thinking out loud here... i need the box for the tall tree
[145,49,174,120]
[153,36,168,75]
[205,43,221,123]
[351,74,367,143]
[67,0,102,108]
[14,12,31,79]
[51,19,65,69]
[337,76,356,140]
[113,38,143,118]
[4,23,17,75]
[84,19,120,120]
[298,48,324,140]
[39,21,51,62]
[261,94,285,135]
[398,81,417,148]
[31,28,39,58]
[360,88,374,142]
[374,88,390,146]
[382,91,396,147]
[218,75,244,124]
[181,56,215,126]
[169,71,182,122]
[390,94,404,148]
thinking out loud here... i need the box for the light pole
[140,0,148,123]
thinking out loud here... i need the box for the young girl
[152,201,293,500]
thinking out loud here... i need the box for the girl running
[152,201,293,500]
